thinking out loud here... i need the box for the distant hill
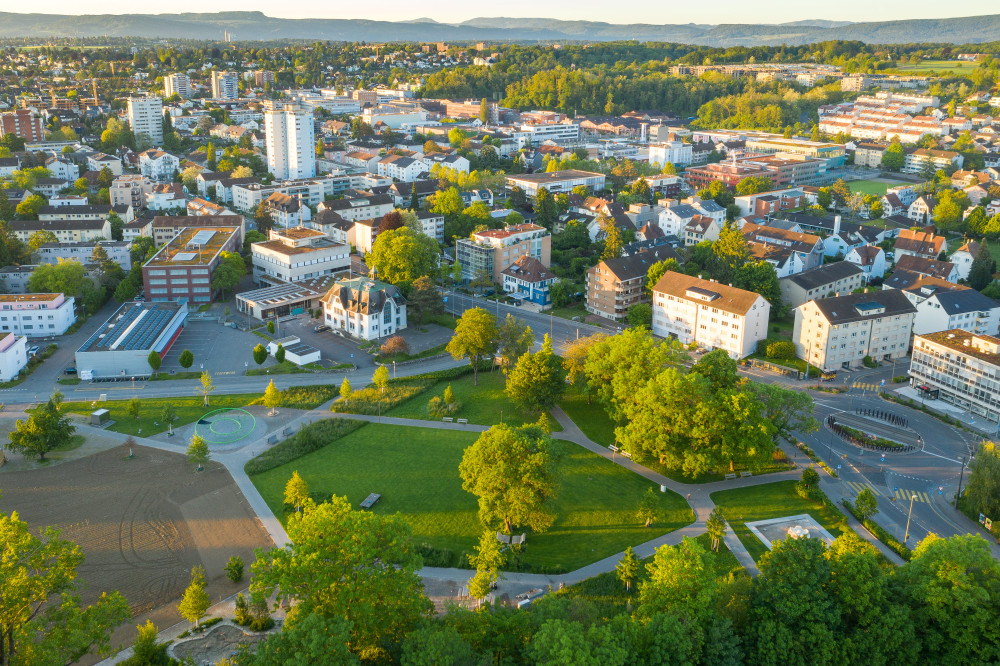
[0,11,998,45]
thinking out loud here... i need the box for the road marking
[919,449,963,464]
[845,480,881,496]
[891,489,929,503]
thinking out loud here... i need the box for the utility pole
[904,493,917,544]
[955,456,967,509]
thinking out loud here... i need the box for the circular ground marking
[195,408,257,445]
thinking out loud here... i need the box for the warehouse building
[75,301,187,379]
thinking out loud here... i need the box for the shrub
[416,542,457,567]
[380,335,411,357]
[225,555,244,583]
[234,594,251,626]
[250,384,339,410]
[863,355,879,368]
[338,364,480,416]
[244,418,366,475]
[427,384,462,418]
[765,341,796,360]
[842,498,912,561]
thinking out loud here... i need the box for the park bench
[740,471,753,478]
[360,493,381,509]
[282,427,293,436]
[621,450,632,459]
[496,532,527,545]
[725,473,738,480]
[267,434,278,445]
[609,445,619,452]
[457,418,468,424]
[442,417,454,422]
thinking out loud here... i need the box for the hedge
[842,498,912,561]
[245,418,366,475]
[335,363,485,416]
[765,341,796,360]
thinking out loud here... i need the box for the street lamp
[955,456,967,509]
[904,493,918,544]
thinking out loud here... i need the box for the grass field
[848,179,892,197]
[58,394,263,437]
[710,480,850,563]
[250,423,693,572]
[895,60,980,75]
[549,302,588,322]
[386,369,562,431]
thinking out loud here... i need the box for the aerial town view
[3,2,1000,663]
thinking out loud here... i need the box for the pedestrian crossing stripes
[851,381,881,391]
[845,481,931,503]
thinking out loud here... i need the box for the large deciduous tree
[459,423,558,535]
[965,441,1000,521]
[7,400,75,461]
[494,314,533,375]
[505,335,564,413]
[368,226,439,286]
[406,276,444,325]
[250,495,432,661]
[446,308,497,385]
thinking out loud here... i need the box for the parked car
[64,366,77,375]
[314,325,330,332]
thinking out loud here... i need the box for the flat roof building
[142,227,241,303]
[505,170,606,197]
[251,227,350,287]
[237,275,337,321]
[76,301,187,379]
[0,293,76,336]
[910,330,1000,425]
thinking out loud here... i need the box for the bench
[496,532,527,545]
[360,493,381,509]
[740,471,753,478]
[621,451,632,459]
[442,417,454,423]
[456,418,468,424]
[267,434,278,445]
[725,473,738,480]
[282,427,293,436]
[609,445,619,453]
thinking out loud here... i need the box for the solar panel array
[79,304,181,352]
[189,229,217,246]
[120,307,176,350]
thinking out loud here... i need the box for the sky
[4,2,983,24]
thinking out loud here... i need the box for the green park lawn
[250,423,693,572]
[710,480,850,563]
[386,369,562,431]
[58,394,263,437]
[895,59,980,75]
[848,180,892,197]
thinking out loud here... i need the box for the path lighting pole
[904,494,918,544]
[955,456,967,509]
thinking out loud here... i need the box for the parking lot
[272,315,372,368]
[159,320,267,376]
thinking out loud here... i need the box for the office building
[142,227,241,303]
[651,271,770,359]
[264,102,316,180]
[163,73,192,99]
[909,330,1000,426]
[251,227,350,286]
[505,170,606,197]
[127,96,164,146]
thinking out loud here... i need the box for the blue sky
[14,2,981,24]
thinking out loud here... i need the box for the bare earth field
[0,444,272,663]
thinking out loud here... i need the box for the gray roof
[665,204,697,218]
[932,289,999,314]
[809,289,916,325]
[696,200,724,213]
[594,253,664,281]
[783,261,864,291]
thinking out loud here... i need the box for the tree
[340,377,352,399]
[446,307,498,385]
[562,333,606,389]
[254,201,273,234]
[97,165,114,189]
[748,382,819,442]
[112,277,138,303]
[881,137,905,171]
[241,613,357,665]
[267,320,276,335]
[186,434,209,471]
[211,251,246,299]
[616,546,639,592]
[179,349,194,369]
[199,371,215,407]
[968,244,996,291]
[467,529,506,601]
[734,260,781,309]
[706,507,727,552]
[535,187,558,228]
[459,423,558,534]
[636,487,659,527]
[380,336,410,357]
[275,344,286,364]
[494,314,533,375]
[252,344,268,366]
[855,487,879,522]
[127,620,172,665]
[711,223,749,284]
[506,335,564,413]
[966,440,1000,519]
[735,176,774,196]
[147,350,161,376]
[250,495,432,660]
[0,507,129,665]
[264,379,282,415]
[226,556,245,584]
[691,349,739,392]
[429,187,464,219]
[645,258,680,298]
[377,210,405,235]
[407,276,444,325]
[637,537,718,620]
[599,215,623,260]
[27,260,88,297]
[372,365,390,393]
[27,230,58,253]
[626,303,652,328]
[368,226,439,285]
[401,625,475,666]
[127,397,140,421]
[7,400,76,461]
[159,404,175,429]
[479,97,489,124]
[284,471,310,513]
[177,566,210,628]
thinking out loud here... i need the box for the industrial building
[75,301,188,379]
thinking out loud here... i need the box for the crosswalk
[845,481,931,503]
[850,381,882,391]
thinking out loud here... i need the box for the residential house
[900,278,1000,335]
[742,223,824,274]
[891,254,960,283]
[907,196,937,224]
[138,149,180,181]
[950,240,983,280]
[146,183,186,211]
[377,155,429,182]
[779,262,866,309]
[682,216,723,246]
[265,192,307,228]
[894,228,948,260]
[845,245,888,280]
[321,277,407,341]
[501,255,557,306]
[456,223,551,283]
[585,252,663,322]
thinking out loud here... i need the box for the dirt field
[0,444,272,663]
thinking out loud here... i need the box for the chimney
[834,215,842,236]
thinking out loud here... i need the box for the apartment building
[899,278,1000,336]
[318,194,394,223]
[742,222,824,273]
[683,161,773,190]
[110,175,154,209]
[264,101,316,180]
[651,271,770,359]
[0,333,28,382]
[0,293,77,336]
[321,277,407,341]
[0,109,44,142]
[779,262,866,309]
[902,148,963,174]
[38,240,131,271]
[127,96,164,146]
[251,227,350,286]
[505,170,606,197]
[456,223,551,283]
[142,227,241,303]
[649,141,694,167]
[164,73,191,99]
[792,290,916,371]
[909,330,1000,425]
[585,253,662,322]
[211,71,239,99]
[8,219,111,243]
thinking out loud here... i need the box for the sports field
[848,179,893,196]
[895,60,981,75]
